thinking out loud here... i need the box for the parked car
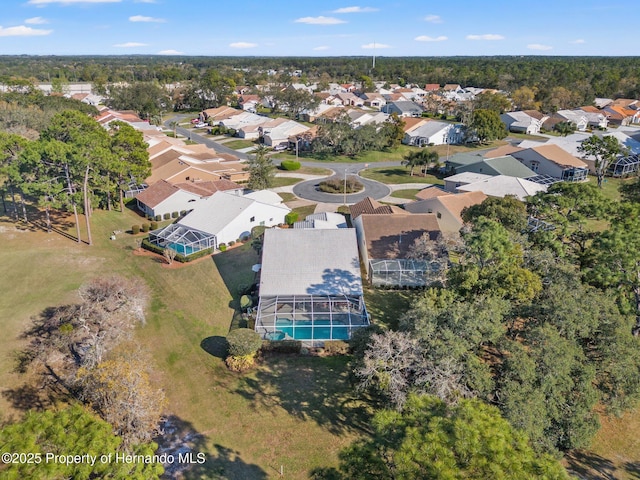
[190,118,200,124]
[273,144,288,151]
[194,123,207,128]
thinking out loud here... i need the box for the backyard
[1,197,639,478]
[0,207,366,479]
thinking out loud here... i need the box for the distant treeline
[1,55,639,102]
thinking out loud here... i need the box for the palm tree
[402,151,423,176]
[168,120,179,139]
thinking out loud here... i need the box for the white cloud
[528,43,552,51]
[424,14,443,23]
[466,34,504,41]
[415,35,447,42]
[332,6,378,13]
[571,39,585,44]
[229,42,258,49]
[313,45,330,51]
[157,49,183,55]
[113,42,147,47]
[25,17,49,24]
[362,42,390,49]
[294,16,346,25]
[0,25,52,36]
[28,0,121,4]
[129,15,166,23]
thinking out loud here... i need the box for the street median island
[318,176,364,194]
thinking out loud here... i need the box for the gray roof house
[382,100,425,117]
[403,121,464,147]
[254,229,369,345]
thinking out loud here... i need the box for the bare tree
[75,346,166,446]
[355,331,471,410]
[163,246,177,265]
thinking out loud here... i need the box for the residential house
[383,100,425,117]
[293,212,348,229]
[262,120,309,148]
[335,92,364,107]
[254,228,369,344]
[403,121,463,147]
[414,186,450,200]
[353,213,443,287]
[360,92,387,109]
[135,179,242,218]
[238,94,261,112]
[404,191,487,233]
[424,84,441,92]
[453,155,537,178]
[349,197,404,220]
[149,190,290,255]
[500,110,546,134]
[603,105,640,126]
[202,106,241,122]
[443,172,493,193]
[511,144,589,182]
[456,175,548,201]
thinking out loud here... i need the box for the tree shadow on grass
[234,354,374,437]
[625,462,640,479]
[200,336,228,359]
[157,415,267,480]
[565,450,618,480]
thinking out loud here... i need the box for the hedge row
[141,238,213,263]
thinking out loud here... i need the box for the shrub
[240,295,253,310]
[141,238,164,255]
[219,244,227,251]
[225,353,257,372]
[131,224,141,234]
[323,340,350,356]
[228,240,235,246]
[163,213,171,220]
[285,212,299,225]
[180,210,186,216]
[227,128,237,137]
[242,235,250,242]
[280,160,301,171]
[262,340,302,354]
[226,328,262,357]
[155,215,161,222]
[171,211,179,218]
[318,177,363,194]
[150,221,158,230]
[141,223,150,233]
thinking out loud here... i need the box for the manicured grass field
[360,167,444,185]
[390,188,422,200]
[223,139,256,150]
[270,176,304,188]
[0,207,365,479]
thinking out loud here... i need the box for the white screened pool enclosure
[148,224,216,256]
[255,294,369,342]
[255,229,369,345]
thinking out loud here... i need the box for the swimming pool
[274,318,350,341]
[167,243,197,256]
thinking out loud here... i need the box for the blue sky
[1,0,636,56]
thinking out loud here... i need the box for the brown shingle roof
[349,197,404,219]
[415,186,450,200]
[484,144,523,159]
[434,191,487,222]
[531,144,588,168]
[360,213,441,259]
[135,180,179,208]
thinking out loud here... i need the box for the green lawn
[223,139,256,150]
[278,192,297,202]
[0,207,365,479]
[291,204,317,219]
[390,188,422,200]
[271,176,304,188]
[296,165,333,176]
[589,175,635,202]
[361,167,444,185]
